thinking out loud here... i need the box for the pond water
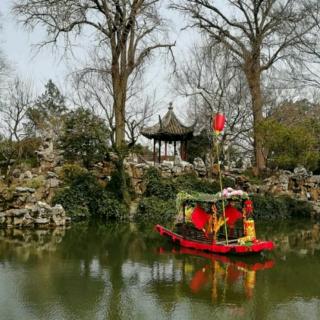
[0,220,319,320]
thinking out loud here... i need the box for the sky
[1,0,69,92]
[0,0,198,119]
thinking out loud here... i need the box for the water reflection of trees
[258,221,320,255]
[0,222,319,319]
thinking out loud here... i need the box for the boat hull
[155,224,275,255]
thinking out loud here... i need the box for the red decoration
[191,206,210,229]
[225,204,242,227]
[244,200,253,213]
[212,113,226,133]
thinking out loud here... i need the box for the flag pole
[213,114,229,245]
[214,132,229,245]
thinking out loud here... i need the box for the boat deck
[174,223,243,244]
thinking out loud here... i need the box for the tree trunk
[114,86,127,149]
[244,61,266,175]
[112,71,130,206]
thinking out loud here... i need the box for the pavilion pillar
[174,141,176,156]
[165,141,168,160]
[153,139,156,164]
[158,140,161,163]
[180,140,183,159]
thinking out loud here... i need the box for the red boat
[155,189,275,255]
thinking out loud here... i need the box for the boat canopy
[176,188,250,210]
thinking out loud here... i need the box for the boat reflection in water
[158,246,275,303]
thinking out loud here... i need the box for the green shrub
[252,194,313,219]
[59,164,88,184]
[52,170,127,220]
[106,169,134,200]
[60,108,109,168]
[174,174,235,194]
[282,196,313,218]
[135,196,176,224]
[143,168,235,200]
[143,167,177,200]
[260,118,320,171]
[25,176,45,189]
[96,193,127,220]
[52,187,90,218]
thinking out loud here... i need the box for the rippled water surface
[0,220,320,320]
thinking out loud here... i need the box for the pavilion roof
[141,104,195,141]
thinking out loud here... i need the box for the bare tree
[72,70,116,145]
[172,0,320,174]
[125,93,156,147]
[13,0,174,150]
[0,77,34,179]
[0,51,9,90]
[0,77,34,142]
[176,42,252,166]
[72,62,157,149]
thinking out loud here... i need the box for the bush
[52,187,90,218]
[135,196,176,224]
[174,174,235,194]
[25,176,45,189]
[140,168,314,223]
[0,137,41,171]
[60,108,110,168]
[252,194,313,219]
[143,167,235,200]
[59,164,88,184]
[137,169,237,224]
[96,193,127,220]
[106,169,134,200]
[260,118,320,171]
[144,167,177,200]
[52,170,127,221]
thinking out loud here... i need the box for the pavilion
[141,103,195,163]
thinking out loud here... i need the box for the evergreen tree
[60,108,110,168]
[26,80,67,137]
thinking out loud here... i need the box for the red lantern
[212,113,225,133]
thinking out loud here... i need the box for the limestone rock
[34,218,50,224]
[47,171,58,179]
[172,165,183,177]
[174,153,182,166]
[15,187,36,193]
[293,166,310,179]
[193,157,207,176]
[11,208,30,217]
[0,201,69,229]
[12,168,21,178]
[46,177,61,188]
[13,217,24,226]
[51,204,65,217]
[0,212,5,224]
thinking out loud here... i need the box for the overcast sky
[1,0,70,92]
[1,0,199,118]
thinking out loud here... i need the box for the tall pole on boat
[213,114,229,245]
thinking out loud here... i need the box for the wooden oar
[215,239,238,245]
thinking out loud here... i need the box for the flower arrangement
[218,187,249,199]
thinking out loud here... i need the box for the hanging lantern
[212,113,226,134]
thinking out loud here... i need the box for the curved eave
[141,130,194,141]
